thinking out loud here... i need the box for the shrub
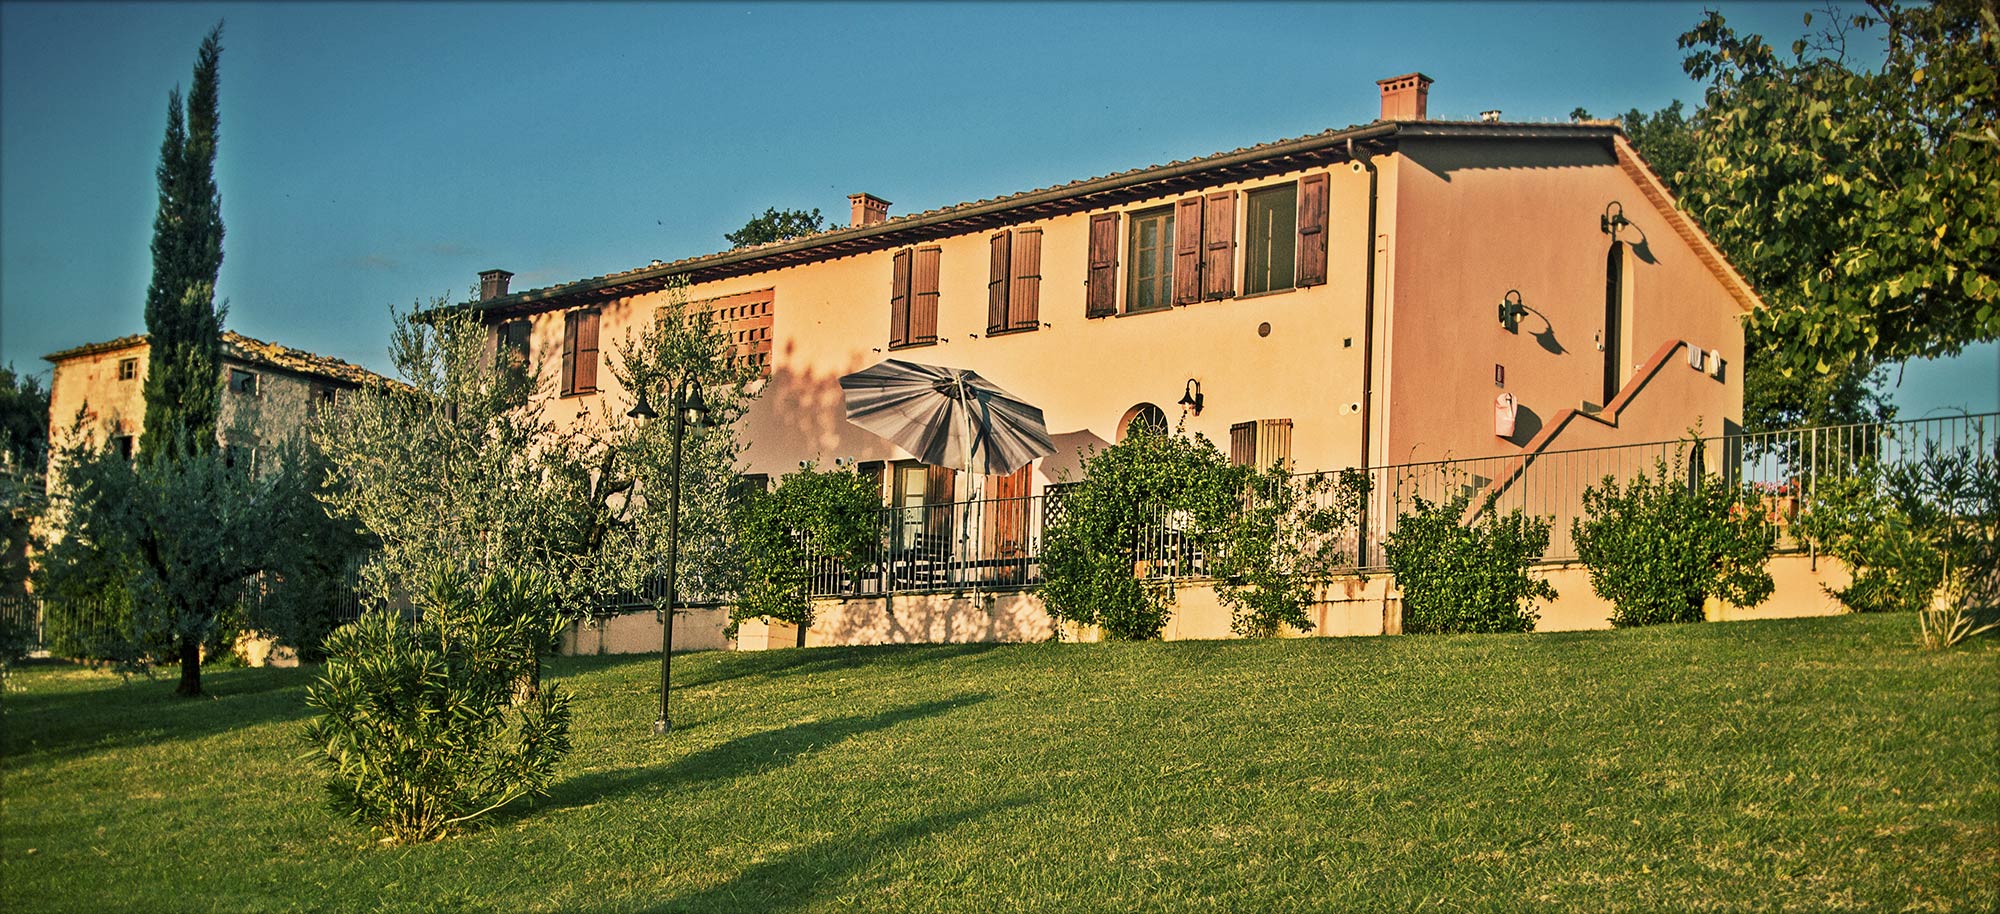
[728,464,882,641]
[1798,439,1999,648]
[1387,491,1557,634]
[1209,466,1371,637]
[1040,423,1243,640]
[1572,454,1775,626]
[303,568,572,844]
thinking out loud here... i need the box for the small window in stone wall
[117,358,138,381]
[229,369,258,396]
[113,435,135,461]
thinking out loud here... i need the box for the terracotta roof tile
[45,330,393,389]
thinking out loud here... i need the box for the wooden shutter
[1229,421,1256,466]
[1297,173,1330,287]
[1202,192,1236,300]
[923,465,956,542]
[988,231,1012,335]
[1086,214,1118,318]
[981,464,1031,559]
[1010,228,1041,331]
[560,312,579,395]
[889,248,913,347]
[911,246,942,344]
[1256,419,1294,472]
[574,310,600,393]
[1173,196,1203,305]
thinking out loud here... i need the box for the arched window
[1117,403,1168,442]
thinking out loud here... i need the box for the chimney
[848,193,891,228]
[1376,72,1433,121]
[478,269,513,301]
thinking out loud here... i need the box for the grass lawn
[2,613,1995,913]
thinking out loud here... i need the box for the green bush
[1797,439,1999,647]
[1209,467,1371,637]
[1572,455,1776,626]
[1387,492,1556,634]
[728,464,882,640]
[1040,424,1243,640]
[303,568,572,844]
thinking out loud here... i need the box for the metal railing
[1359,411,1996,566]
[796,412,1996,593]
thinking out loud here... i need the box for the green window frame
[1126,206,1175,313]
[1244,183,1298,295]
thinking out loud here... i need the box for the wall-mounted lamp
[1177,378,1204,415]
[1601,201,1631,238]
[1498,290,1528,333]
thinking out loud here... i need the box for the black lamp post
[627,374,709,735]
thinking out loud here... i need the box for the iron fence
[795,411,1996,593]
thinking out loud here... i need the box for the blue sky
[1,0,1992,417]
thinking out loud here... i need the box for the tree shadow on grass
[538,693,991,813]
[634,795,1029,914]
[669,641,1010,691]
[0,662,318,765]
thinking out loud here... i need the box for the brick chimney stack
[478,269,513,301]
[848,193,891,228]
[1376,73,1433,121]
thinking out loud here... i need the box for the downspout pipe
[1350,137,1380,568]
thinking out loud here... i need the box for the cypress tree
[140,23,226,461]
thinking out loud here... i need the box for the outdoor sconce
[1601,201,1631,238]
[1498,290,1528,333]
[1177,378,1204,415]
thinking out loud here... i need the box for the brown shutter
[560,312,579,396]
[1010,228,1041,331]
[912,246,941,344]
[1297,173,1330,287]
[1086,214,1118,318]
[574,310,600,392]
[923,465,956,542]
[889,248,913,347]
[988,231,1012,335]
[1229,421,1256,467]
[1202,191,1236,300]
[1173,196,1203,305]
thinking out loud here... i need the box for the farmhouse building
[43,330,388,468]
[467,74,1757,534]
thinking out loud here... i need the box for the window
[498,319,532,371]
[113,435,135,461]
[1244,184,1299,295]
[229,369,257,396]
[892,462,953,551]
[308,381,339,416]
[1118,403,1168,441]
[1125,206,1175,313]
[117,358,138,381]
[560,310,600,396]
[987,229,1042,335]
[1229,418,1294,472]
[888,247,941,349]
[224,444,256,474]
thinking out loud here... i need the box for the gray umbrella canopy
[840,359,1055,476]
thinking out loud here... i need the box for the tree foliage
[1572,454,1777,626]
[1207,466,1371,637]
[1675,1,2000,388]
[1387,490,1557,634]
[316,281,754,629]
[724,207,827,248]
[303,568,572,844]
[728,464,882,639]
[142,24,227,461]
[0,365,49,598]
[1798,438,1999,634]
[1040,424,1245,640]
[34,427,324,694]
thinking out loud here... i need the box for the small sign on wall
[1495,392,1517,438]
